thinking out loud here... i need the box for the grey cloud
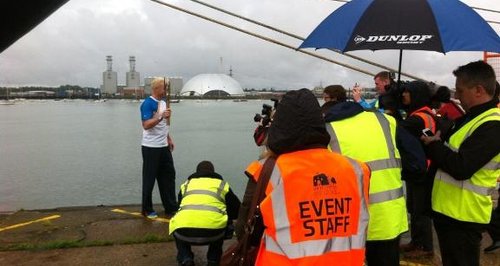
[0,0,498,90]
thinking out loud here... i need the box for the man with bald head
[140,77,177,219]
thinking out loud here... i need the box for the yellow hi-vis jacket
[247,149,370,266]
[432,107,500,224]
[169,177,229,233]
[327,111,408,241]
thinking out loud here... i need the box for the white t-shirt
[141,96,170,147]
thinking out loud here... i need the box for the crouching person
[169,161,241,266]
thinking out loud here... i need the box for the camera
[253,98,279,127]
[253,98,279,147]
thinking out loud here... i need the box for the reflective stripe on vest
[180,179,227,214]
[327,111,407,240]
[169,178,229,234]
[432,108,500,223]
[369,187,404,204]
[182,180,227,203]
[410,107,436,168]
[264,155,368,258]
[435,171,496,196]
[328,112,402,204]
[411,107,436,133]
[179,204,226,214]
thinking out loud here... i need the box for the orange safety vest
[410,106,436,168]
[246,148,370,266]
[410,106,437,133]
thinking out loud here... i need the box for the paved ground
[0,204,498,265]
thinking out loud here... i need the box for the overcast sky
[0,0,499,90]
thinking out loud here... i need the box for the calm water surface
[0,99,268,212]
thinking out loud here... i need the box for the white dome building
[181,74,244,97]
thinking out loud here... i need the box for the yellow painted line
[111,208,170,223]
[0,214,61,232]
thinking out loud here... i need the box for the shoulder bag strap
[245,156,276,229]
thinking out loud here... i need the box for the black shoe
[484,240,500,252]
[165,211,177,219]
[207,260,218,266]
[179,259,195,266]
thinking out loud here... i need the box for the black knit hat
[196,161,215,173]
[267,89,330,155]
[432,86,451,103]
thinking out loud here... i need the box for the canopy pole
[397,49,403,89]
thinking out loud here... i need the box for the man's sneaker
[142,211,158,219]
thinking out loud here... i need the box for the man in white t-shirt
[140,77,177,219]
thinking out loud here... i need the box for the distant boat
[0,100,16,105]
[233,99,248,102]
[1,87,16,105]
[170,99,180,103]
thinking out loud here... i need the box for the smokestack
[129,56,136,72]
[106,55,113,71]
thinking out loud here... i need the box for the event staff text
[299,197,352,237]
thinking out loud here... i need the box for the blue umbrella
[299,0,500,81]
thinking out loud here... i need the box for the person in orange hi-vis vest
[240,89,371,266]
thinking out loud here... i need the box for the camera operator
[353,71,404,120]
[253,98,279,150]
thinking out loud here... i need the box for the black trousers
[174,228,225,264]
[486,190,500,242]
[406,181,434,251]
[141,146,177,214]
[434,218,482,266]
[366,236,400,266]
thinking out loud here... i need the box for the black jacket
[324,101,426,181]
[267,89,330,155]
[178,171,241,220]
[427,99,500,181]
[400,80,434,138]
[428,98,500,227]
[237,89,330,243]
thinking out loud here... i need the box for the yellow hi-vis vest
[327,111,408,240]
[432,108,500,224]
[169,177,229,233]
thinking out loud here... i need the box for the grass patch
[0,234,174,252]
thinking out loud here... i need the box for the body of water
[0,99,269,212]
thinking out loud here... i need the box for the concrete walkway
[0,204,498,265]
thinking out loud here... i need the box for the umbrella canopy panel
[300,0,500,53]
[0,0,70,54]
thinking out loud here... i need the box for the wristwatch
[157,115,163,121]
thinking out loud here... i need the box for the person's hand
[168,135,174,151]
[154,111,163,121]
[163,108,171,119]
[352,84,362,102]
[421,130,442,145]
[153,101,165,122]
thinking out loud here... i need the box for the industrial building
[101,56,184,98]
[144,77,183,96]
[101,56,117,95]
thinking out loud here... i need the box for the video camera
[253,98,279,147]
[253,98,279,127]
